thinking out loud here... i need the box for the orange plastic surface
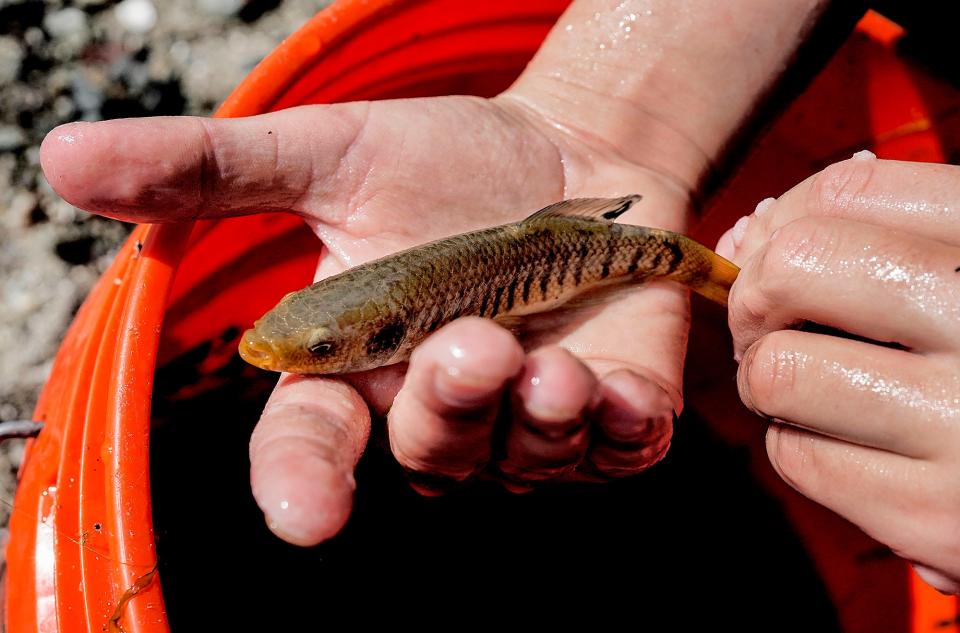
[5,1,960,631]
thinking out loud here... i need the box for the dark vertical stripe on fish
[521,267,535,303]
[600,236,616,279]
[573,242,589,285]
[490,284,505,318]
[540,247,555,300]
[505,277,519,312]
[665,240,684,273]
[627,243,645,274]
[428,313,445,333]
[478,288,490,318]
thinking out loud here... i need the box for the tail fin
[690,253,739,306]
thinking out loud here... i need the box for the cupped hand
[717,153,960,593]
[40,92,692,545]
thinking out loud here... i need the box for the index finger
[725,156,960,265]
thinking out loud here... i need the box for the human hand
[39,94,691,544]
[717,153,960,594]
[39,0,839,546]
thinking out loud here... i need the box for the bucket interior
[10,1,960,630]
[145,4,938,630]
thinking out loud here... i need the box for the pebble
[6,190,39,229]
[0,36,24,86]
[43,8,89,40]
[0,126,26,152]
[43,8,92,60]
[199,0,246,17]
[71,69,105,116]
[115,0,159,34]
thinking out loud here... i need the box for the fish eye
[308,340,335,355]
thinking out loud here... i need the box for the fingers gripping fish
[239,195,739,374]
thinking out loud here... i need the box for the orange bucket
[6,2,960,631]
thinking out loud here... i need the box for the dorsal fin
[523,195,641,223]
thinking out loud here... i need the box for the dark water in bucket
[149,343,840,630]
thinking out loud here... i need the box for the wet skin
[717,154,960,594]
[40,0,832,549]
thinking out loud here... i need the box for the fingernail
[601,408,672,446]
[754,197,775,217]
[913,563,960,595]
[731,215,750,247]
[403,468,466,496]
[852,149,877,161]
[715,230,735,260]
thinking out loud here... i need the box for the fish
[239,195,739,374]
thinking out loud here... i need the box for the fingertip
[416,317,524,410]
[388,318,522,481]
[588,369,674,474]
[715,229,735,262]
[515,345,596,424]
[251,440,356,546]
[599,369,675,425]
[40,118,193,219]
[40,122,94,204]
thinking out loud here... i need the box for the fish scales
[239,196,739,374]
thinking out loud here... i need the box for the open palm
[41,92,693,545]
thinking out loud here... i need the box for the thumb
[248,374,371,546]
[39,103,371,223]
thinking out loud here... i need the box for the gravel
[0,0,331,531]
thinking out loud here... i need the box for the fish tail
[688,251,739,306]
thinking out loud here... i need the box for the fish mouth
[239,329,280,371]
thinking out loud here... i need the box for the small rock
[71,69,105,115]
[45,198,78,225]
[5,190,39,228]
[0,36,23,86]
[53,95,75,120]
[43,7,87,37]
[43,8,88,38]
[0,126,26,152]
[168,39,191,68]
[115,0,158,34]
[198,0,245,17]
[43,8,92,59]
[23,27,44,50]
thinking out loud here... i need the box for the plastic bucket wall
[6,2,959,631]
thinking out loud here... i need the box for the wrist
[501,0,830,202]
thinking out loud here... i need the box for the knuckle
[808,158,875,218]
[757,217,840,297]
[740,332,802,418]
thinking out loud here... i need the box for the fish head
[239,290,362,374]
